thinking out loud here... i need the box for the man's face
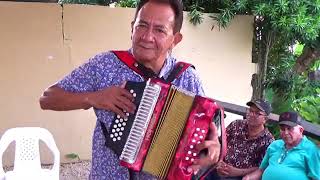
[246,105,267,127]
[280,125,303,147]
[131,2,182,69]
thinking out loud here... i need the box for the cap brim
[279,121,298,127]
[246,101,265,113]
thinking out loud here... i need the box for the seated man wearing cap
[243,111,320,180]
[204,99,274,180]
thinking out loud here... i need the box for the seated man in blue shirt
[243,111,320,180]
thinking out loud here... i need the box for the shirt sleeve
[173,67,205,96]
[57,54,102,93]
[226,120,238,137]
[259,145,271,170]
[307,146,320,180]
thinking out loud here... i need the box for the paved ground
[4,160,91,180]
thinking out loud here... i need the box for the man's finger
[110,104,126,118]
[116,96,136,113]
[196,139,219,152]
[118,88,135,101]
[120,81,127,88]
[187,164,201,175]
[208,122,219,141]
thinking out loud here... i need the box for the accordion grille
[142,90,194,179]
[120,82,161,163]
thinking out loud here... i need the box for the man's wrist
[83,93,93,110]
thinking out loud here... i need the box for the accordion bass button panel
[106,81,147,156]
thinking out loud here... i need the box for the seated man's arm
[307,144,320,180]
[242,145,271,180]
[216,161,258,177]
[242,168,264,180]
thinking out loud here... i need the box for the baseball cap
[246,99,272,115]
[279,111,302,127]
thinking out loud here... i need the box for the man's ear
[131,21,134,39]
[298,126,304,133]
[131,21,135,32]
[172,32,183,48]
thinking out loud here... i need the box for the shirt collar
[282,135,306,151]
[128,48,176,78]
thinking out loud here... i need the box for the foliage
[116,0,138,8]
[293,94,320,124]
[58,0,115,6]
[65,153,81,161]
[188,4,204,25]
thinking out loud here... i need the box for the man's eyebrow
[138,19,169,30]
[137,19,148,25]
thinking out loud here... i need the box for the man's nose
[141,27,154,41]
[284,128,290,134]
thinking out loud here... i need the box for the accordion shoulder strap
[112,50,157,80]
[165,61,194,83]
[112,50,194,82]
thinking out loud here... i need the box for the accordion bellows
[106,79,222,180]
[143,89,194,178]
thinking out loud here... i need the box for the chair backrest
[0,127,60,179]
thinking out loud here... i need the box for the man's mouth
[139,44,154,49]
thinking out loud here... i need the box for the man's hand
[216,161,242,177]
[187,122,221,174]
[86,84,135,117]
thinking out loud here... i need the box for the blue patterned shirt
[57,50,205,180]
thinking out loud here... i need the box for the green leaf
[65,153,80,160]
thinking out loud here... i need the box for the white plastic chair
[0,127,60,180]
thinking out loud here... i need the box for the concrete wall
[0,1,254,166]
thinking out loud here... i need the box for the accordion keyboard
[120,81,161,164]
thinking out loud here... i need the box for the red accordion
[106,78,226,179]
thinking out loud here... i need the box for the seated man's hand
[216,161,242,177]
[187,123,220,174]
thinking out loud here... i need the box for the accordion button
[110,134,114,138]
[188,151,192,155]
[185,157,190,161]
[196,128,200,131]
[194,133,198,137]
[133,93,137,97]
[126,112,130,117]
[113,138,116,142]
[201,130,206,133]
[117,115,120,118]
[112,129,115,133]
[119,132,123,136]
[193,153,197,156]
[190,145,194,149]
[116,128,120,132]
[134,63,138,67]
[113,125,117,128]
[191,158,194,162]
[130,89,134,93]
[115,120,119,123]
[122,122,126,126]
[114,133,118,137]
[117,137,121,140]
[199,136,204,139]
[121,127,124,131]
[192,139,196,143]
[120,119,123,122]
[197,141,201,144]
[117,123,122,127]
